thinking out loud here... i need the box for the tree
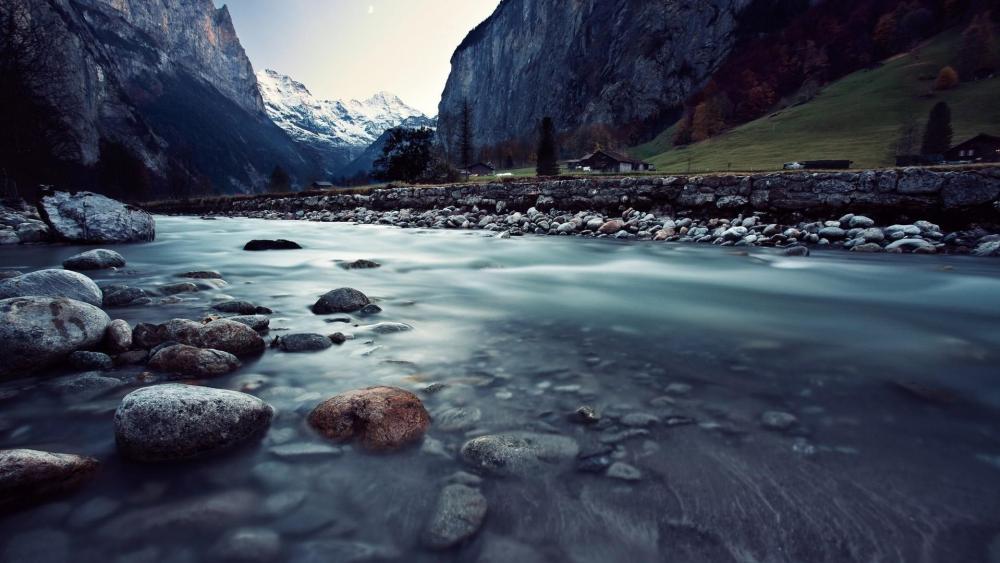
[373,127,446,183]
[934,66,960,90]
[459,100,474,167]
[535,117,560,177]
[268,165,291,192]
[691,97,727,142]
[921,102,953,155]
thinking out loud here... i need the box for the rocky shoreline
[148,167,1000,257]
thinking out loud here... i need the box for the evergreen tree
[459,100,474,167]
[921,102,953,156]
[268,165,291,192]
[535,117,560,177]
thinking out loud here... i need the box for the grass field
[633,28,1000,174]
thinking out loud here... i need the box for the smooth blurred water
[1,216,999,562]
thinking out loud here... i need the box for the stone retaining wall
[149,167,1000,226]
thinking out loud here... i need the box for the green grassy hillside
[635,29,1000,173]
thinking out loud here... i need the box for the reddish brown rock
[308,386,430,451]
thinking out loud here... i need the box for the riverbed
[2,216,1000,562]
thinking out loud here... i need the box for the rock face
[0,449,99,511]
[41,192,154,243]
[148,344,241,377]
[114,384,273,462]
[308,386,430,451]
[0,297,111,377]
[439,0,767,151]
[312,288,371,314]
[63,249,127,270]
[0,269,103,307]
[19,1,315,195]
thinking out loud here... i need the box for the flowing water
[2,216,1000,562]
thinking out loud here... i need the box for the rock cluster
[155,169,1000,256]
[0,201,52,245]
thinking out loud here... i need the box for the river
[2,216,999,562]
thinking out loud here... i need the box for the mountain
[437,0,811,159]
[1,0,316,198]
[257,69,431,176]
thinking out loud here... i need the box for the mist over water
[2,216,999,562]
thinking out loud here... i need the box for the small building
[310,181,334,190]
[944,133,1000,163]
[465,162,495,177]
[567,150,653,173]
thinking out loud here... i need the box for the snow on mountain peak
[257,69,427,150]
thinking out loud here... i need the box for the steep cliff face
[21,0,314,196]
[438,0,791,153]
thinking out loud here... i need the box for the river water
[2,216,1000,562]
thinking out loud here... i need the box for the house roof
[467,162,495,170]
[577,149,649,165]
[950,133,1000,150]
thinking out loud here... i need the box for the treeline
[672,0,998,147]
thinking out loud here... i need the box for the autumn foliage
[934,65,960,89]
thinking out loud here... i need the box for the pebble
[606,461,642,481]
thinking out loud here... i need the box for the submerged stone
[0,449,99,512]
[422,484,488,549]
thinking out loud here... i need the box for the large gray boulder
[460,432,579,477]
[40,191,155,243]
[114,384,273,462]
[0,297,111,377]
[0,449,99,511]
[0,269,103,306]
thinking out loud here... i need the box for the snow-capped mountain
[257,69,432,174]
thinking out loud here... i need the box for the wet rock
[213,300,271,315]
[340,259,381,269]
[433,406,482,432]
[358,303,382,316]
[179,271,223,279]
[243,239,301,251]
[98,490,258,542]
[311,287,371,314]
[226,314,270,332]
[105,319,132,353]
[209,528,281,563]
[361,322,413,334]
[0,270,23,280]
[114,350,148,366]
[0,297,111,377]
[308,386,430,451]
[114,384,273,461]
[329,332,348,345]
[620,412,659,427]
[68,350,114,371]
[572,405,601,424]
[973,241,1000,257]
[103,287,148,308]
[0,449,99,511]
[606,461,642,481]
[885,238,935,252]
[849,215,875,228]
[158,282,199,295]
[460,432,579,477]
[199,319,266,357]
[63,249,126,270]
[49,372,124,400]
[0,269,103,307]
[148,344,241,377]
[41,191,155,243]
[277,333,332,353]
[598,219,625,235]
[852,242,884,253]
[783,245,810,257]
[760,411,798,431]
[818,226,846,240]
[422,484,488,549]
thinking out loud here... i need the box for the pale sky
[216,0,501,115]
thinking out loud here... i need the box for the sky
[216,0,501,115]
